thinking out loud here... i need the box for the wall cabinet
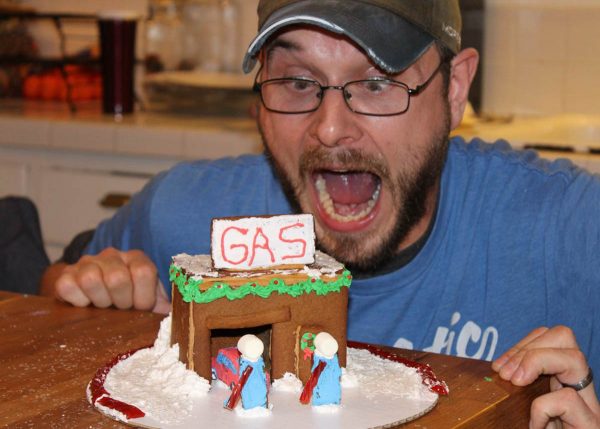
[38,165,154,260]
[0,145,181,261]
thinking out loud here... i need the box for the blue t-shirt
[87,137,600,390]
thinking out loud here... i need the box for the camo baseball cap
[242,0,462,74]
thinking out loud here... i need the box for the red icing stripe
[98,396,146,419]
[90,346,151,419]
[348,341,449,396]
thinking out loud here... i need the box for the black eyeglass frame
[253,61,445,117]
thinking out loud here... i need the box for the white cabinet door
[0,161,29,197]
[38,166,152,253]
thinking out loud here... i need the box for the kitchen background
[0,0,599,261]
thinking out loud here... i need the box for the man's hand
[41,247,170,313]
[492,326,600,428]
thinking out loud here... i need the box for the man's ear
[448,48,479,130]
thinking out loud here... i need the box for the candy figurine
[300,332,341,406]
[235,334,268,410]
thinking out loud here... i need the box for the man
[40,1,599,426]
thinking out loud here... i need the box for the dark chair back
[0,196,50,294]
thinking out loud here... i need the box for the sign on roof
[211,214,315,270]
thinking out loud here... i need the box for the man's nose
[311,87,361,148]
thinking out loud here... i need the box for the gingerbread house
[169,214,352,384]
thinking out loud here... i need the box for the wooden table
[0,291,549,428]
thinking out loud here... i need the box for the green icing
[169,264,352,304]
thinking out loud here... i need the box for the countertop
[454,113,600,174]
[2,99,599,173]
[0,99,263,160]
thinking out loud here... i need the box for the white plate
[89,345,442,429]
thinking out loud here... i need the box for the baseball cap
[242,0,462,74]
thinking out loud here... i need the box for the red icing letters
[279,222,307,260]
[221,226,249,265]
[248,227,275,266]
[213,215,314,269]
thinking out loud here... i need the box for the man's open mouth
[312,170,382,224]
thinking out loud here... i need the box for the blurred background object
[148,0,241,74]
[145,0,183,72]
[180,0,221,72]
[0,5,37,97]
[482,0,600,119]
[0,0,259,115]
[98,10,139,115]
[22,64,101,102]
[143,69,256,117]
[143,0,255,116]
[2,0,146,111]
[0,1,107,108]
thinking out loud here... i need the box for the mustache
[298,146,390,180]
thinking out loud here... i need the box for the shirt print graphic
[393,312,499,361]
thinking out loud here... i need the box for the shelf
[0,56,99,67]
[0,11,97,21]
[0,10,102,112]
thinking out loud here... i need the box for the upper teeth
[315,174,380,222]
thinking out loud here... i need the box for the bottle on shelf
[144,0,184,73]
[181,0,222,72]
[220,0,240,73]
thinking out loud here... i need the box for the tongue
[320,172,379,205]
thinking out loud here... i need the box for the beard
[259,110,451,275]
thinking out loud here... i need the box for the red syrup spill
[347,341,449,396]
[90,346,151,420]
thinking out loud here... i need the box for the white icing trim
[173,250,342,280]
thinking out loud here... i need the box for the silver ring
[561,367,593,391]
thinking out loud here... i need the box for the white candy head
[314,332,338,359]
[237,334,264,362]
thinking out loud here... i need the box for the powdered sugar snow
[345,348,438,402]
[103,315,210,424]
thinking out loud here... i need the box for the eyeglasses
[253,61,444,116]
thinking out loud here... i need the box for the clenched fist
[41,247,170,314]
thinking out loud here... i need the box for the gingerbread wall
[171,284,348,384]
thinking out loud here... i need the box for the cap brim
[243,0,434,74]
